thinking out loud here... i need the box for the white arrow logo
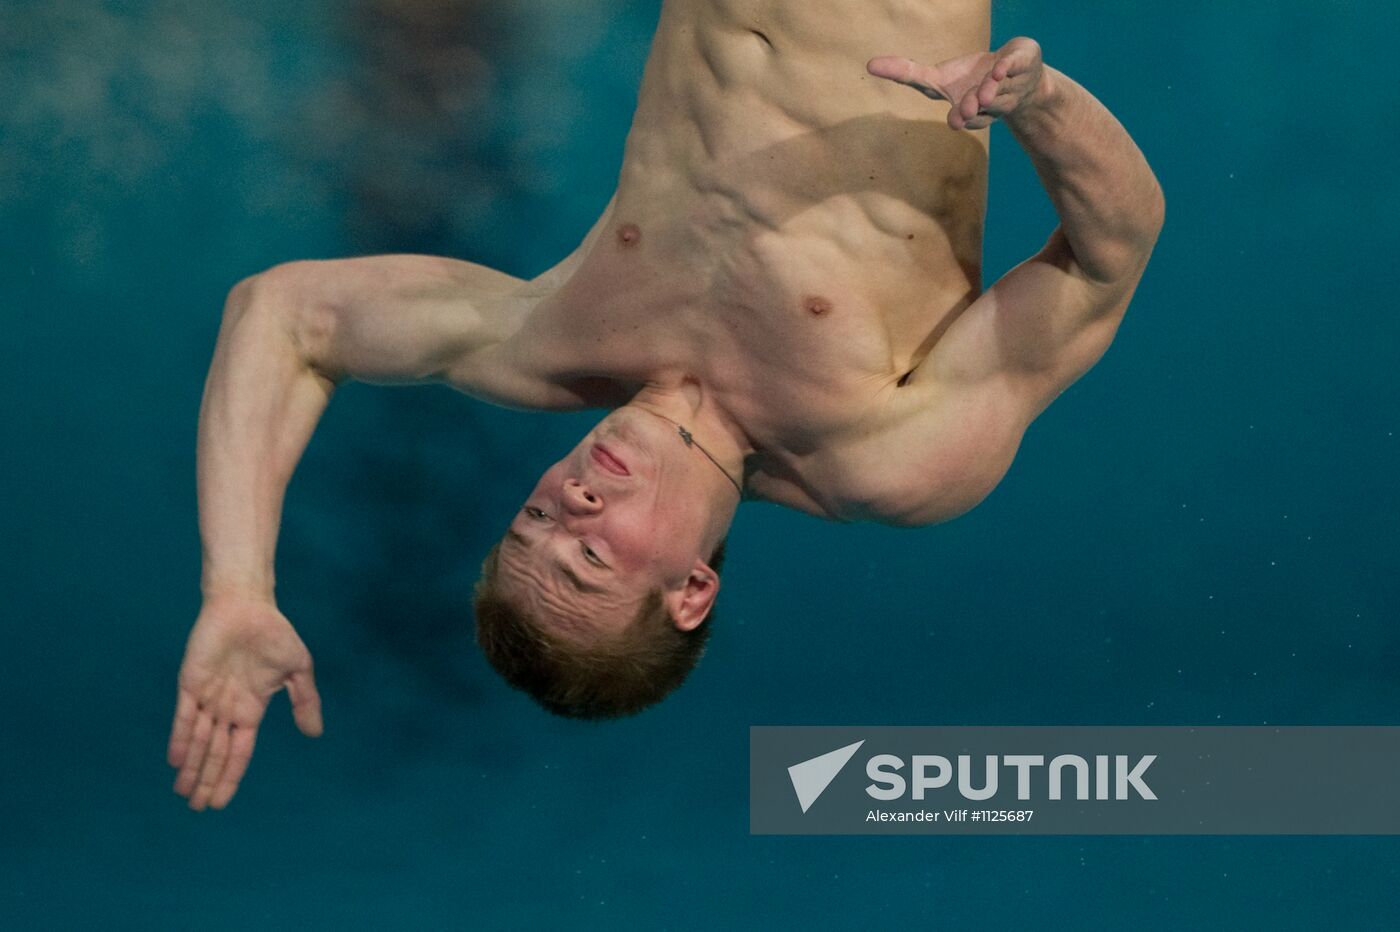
[787,740,866,813]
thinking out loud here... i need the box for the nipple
[803,295,834,317]
[617,223,642,247]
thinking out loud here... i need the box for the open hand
[167,593,323,810]
[868,36,1047,131]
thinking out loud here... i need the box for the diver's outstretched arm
[169,254,567,810]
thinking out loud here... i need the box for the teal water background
[2,0,1398,927]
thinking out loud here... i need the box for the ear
[662,558,720,632]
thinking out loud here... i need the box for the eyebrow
[506,527,606,595]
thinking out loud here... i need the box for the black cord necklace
[654,416,744,499]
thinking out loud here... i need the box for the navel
[617,223,642,247]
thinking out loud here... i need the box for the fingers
[869,54,1004,132]
[944,87,982,131]
[866,55,918,84]
[992,50,1020,82]
[1017,36,1043,64]
[952,68,1028,131]
[171,672,317,811]
[995,36,1041,76]
[209,726,258,810]
[188,720,231,811]
[167,690,198,768]
[977,72,1001,109]
[173,708,214,797]
[866,56,949,101]
[286,669,324,738]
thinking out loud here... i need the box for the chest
[546,183,973,446]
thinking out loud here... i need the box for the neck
[628,381,751,498]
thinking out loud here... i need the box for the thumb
[867,56,950,100]
[286,668,324,737]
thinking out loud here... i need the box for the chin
[597,406,662,460]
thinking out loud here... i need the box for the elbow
[223,262,341,376]
[220,272,264,328]
[1080,182,1166,287]
[1120,177,1167,267]
[1144,176,1166,242]
[1131,179,1167,276]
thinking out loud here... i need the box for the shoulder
[452,195,631,411]
[743,376,1027,527]
[820,383,1027,527]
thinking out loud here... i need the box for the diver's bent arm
[1004,65,1164,287]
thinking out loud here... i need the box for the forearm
[1005,66,1165,284]
[196,274,334,602]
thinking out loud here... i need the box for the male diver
[169,0,1164,809]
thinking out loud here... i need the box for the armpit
[742,467,841,521]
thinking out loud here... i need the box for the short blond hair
[473,541,724,718]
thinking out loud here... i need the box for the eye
[524,506,550,521]
[581,542,606,568]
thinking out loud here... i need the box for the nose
[561,478,603,515]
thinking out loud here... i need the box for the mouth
[590,442,631,477]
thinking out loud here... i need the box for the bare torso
[522,0,997,519]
